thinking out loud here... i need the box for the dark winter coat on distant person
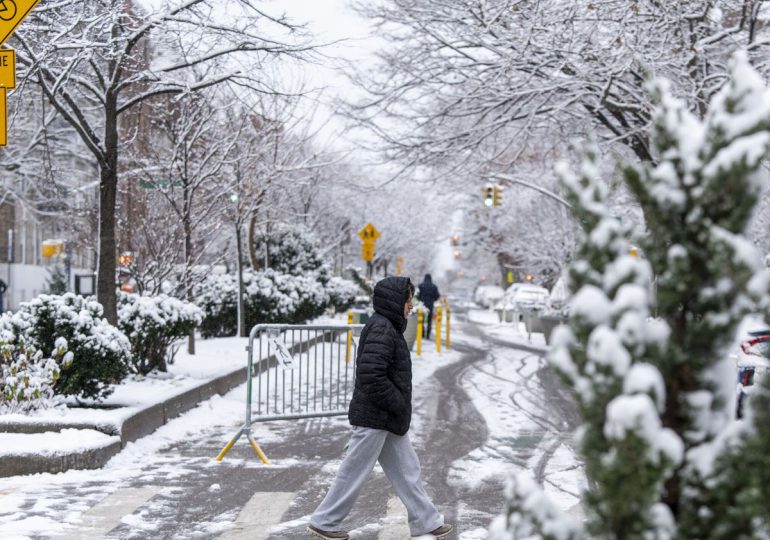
[418,274,440,308]
[348,276,413,436]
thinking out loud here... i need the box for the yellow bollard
[436,305,442,353]
[416,309,423,356]
[445,302,451,350]
[346,311,353,363]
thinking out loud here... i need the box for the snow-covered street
[0,316,583,539]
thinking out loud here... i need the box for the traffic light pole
[485,174,572,209]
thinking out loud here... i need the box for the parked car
[496,283,550,312]
[493,283,550,325]
[474,285,505,308]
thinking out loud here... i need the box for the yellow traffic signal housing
[493,185,502,206]
[483,185,494,207]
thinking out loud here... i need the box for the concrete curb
[0,331,335,478]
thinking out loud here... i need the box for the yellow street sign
[0,49,14,88]
[362,243,375,262]
[0,0,40,46]
[0,88,6,147]
[358,222,380,242]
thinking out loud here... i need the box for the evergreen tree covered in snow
[252,224,326,275]
[44,264,68,295]
[492,52,770,539]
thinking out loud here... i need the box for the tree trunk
[97,93,119,325]
[183,182,195,354]
[235,222,246,337]
[247,211,260,271]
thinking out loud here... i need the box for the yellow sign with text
[0,49,14,88]
[0,0,40,46]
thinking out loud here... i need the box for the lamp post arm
[486,174,572,209]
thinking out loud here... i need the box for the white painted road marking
[377,495,410,539]
[66,486,161,540]
[219,491,294,539]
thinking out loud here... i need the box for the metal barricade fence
[215,323,365,464]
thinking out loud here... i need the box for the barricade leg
[216,428,243,461]
[215,327,270,464]
[248,433,270,464]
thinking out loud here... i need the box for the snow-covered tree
[44,263,68,295]
[493,52,770,539]
[12,0,313,324]
[350,0,770,171]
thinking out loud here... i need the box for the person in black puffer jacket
[308,276,452,540]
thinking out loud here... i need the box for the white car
[474,285,505,308]
[495,283,550,313]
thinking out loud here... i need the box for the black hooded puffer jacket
[348,276,413,435]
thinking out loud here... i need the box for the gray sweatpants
[310,426,444,536]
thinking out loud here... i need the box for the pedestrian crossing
[66,486,162,539]
[56,486,421,539]
[377,496,410,539]
[218,491,294,539]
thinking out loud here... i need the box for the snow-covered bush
[252,223,325,273]
[494,52,770,538]
[7,294,131,400]
[117,292,203,375]
[0,334,72,413]
[326,276,357,312]
[195,269,356,338]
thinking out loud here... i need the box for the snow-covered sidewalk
[0,316,349,473]
[0,328,464,539]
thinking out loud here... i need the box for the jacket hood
[423,274,432,283]
[373,276,412,333]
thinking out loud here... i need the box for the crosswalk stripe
[377,495,409,539]
[218,491,294,540]
[66,486,161,540]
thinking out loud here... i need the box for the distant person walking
[417,274,440,340]
[307,276,452,540]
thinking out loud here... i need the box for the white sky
[275,0,383,151]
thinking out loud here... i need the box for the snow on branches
[496,52,770,539]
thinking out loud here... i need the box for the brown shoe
[428,524,453,538]
[307,524,349,540]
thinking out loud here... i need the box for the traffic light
[493,185,502,206]
[483,185,494,207]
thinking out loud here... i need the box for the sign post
[0,1,41,147]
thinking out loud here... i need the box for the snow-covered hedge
[117,292,203,375]
[195,269,357,338]
[326,276,357,312]
[5,294,130,400]
[0,334,72,413]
